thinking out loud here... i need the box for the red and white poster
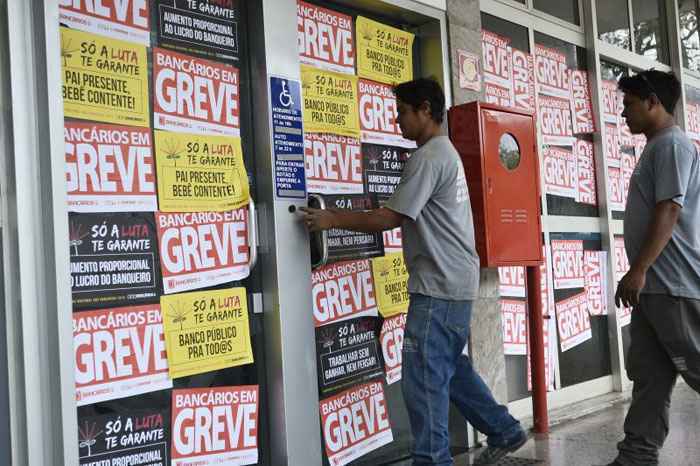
[555,291,592,351]
[585,251,607,316]
[621,150,637,209]
[320,380,393,466]
[153,48,240,136]
[608,166,624,211]
[501,299,527,355]
[358,79,415,148]
[156,209,250,294]
[383,227,402,253]
[570,70,595,134]
[297,0,355,74]
[511,48,535,112]
[633,134,647,159]
[538,95,575,147]
[534,44,570,99]
[528,245,556,392]
[65,121,157,212]
[618,117,634,149]
[614,237,632,327]
[380,313,406,384]
[73,304,171,406]
[458,49,481,91]
[687,103,700,141]
[311,259,378,327]
[59,0,150,45]
[498,266,526,298]
[551,239,584,290]
[604,122,621,168]
[481,30,513,107]
[305,134,363,194]
[171,386,259,466]
[575,139,597,205]
[602,80,620,124]
[543,145,577,198]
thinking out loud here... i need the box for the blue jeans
[401,294,523,466]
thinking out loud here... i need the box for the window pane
[533,0,580,25]
[480,13,530,52]
[679,0,700,71]
[597,0,631,50]
[601,60,627,81]
[632,0,669,63]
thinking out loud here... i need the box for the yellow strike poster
[371,252,409,318]
[61,27,149,126]
[154,131,250,212]
[301,65,360,138]
[161,288,253,379]
[356,17,414,85]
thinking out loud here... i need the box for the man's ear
[418,100,432,118]
[647,93,662,111]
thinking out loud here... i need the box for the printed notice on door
[171,386,259,466]
[356,16,414,85]
[312,259,378,327]
[161,288,253,378]
[73,304,171,406]
[371,252,409,318]
[380,313,406,384]
[301,65,360,138]
[61,28,149,126]
[59,0,151,46]
[297,0,355,74]
[154,131,249,212]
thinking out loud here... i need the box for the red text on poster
[538,95,575,146]
[312,259,378,327]
[602,80,620,124]
[297,0,355,74]
[614,237,632,326]
[608,166,624,211]
[380,313,406,384]
[157,209,250,294]
[481,30,513,107]
[172,386,259,466]
[551,239,584,289]
[511,48,535,112]
[498,266,525,298]
[59,0,150,45]
[153,48,240,136]
[501,299,527,355]
[534,44,570,99]
[358,79,414,148]
[687,103,700,141]
[575,139,597,206]
[305,134,363,194]
[604,122,621,167]
[320,380,393,466]
[585,250,607,316]
[570,70,595,134]
[65,121,157,212]
[543,145,577,198]
[73,304,171,406]
[556,291,592,351]
[383,227,402,253]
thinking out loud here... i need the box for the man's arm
[299,206,405,233]
[616,200,681,307]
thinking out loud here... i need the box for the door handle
[247,197,259,270]
[308,193,329,269]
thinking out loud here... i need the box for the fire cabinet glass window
[597,0,631,50]
[480,13,529,52]
[533,0,580,26]
[679,0,700,71]
[632,0,670,64]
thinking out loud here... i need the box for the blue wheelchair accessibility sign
[270,76,306,199]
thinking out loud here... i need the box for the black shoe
[473,429,528,465]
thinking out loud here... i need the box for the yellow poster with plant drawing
[161,288,253,379]
[154,130,249,212]
[371,252,409,318]
[356,16,414,85]
[61,27,149,126]
[301,65,360,138]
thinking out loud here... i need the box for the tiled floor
[391,383,700,466]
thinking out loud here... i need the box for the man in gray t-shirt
[301,78,525,466]
[602,71,700,466]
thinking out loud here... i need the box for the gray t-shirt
[385,135,480,300]
[624,125,700,300]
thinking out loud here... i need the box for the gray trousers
[616,294,700,465]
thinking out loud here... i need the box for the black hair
[393,78,445,124]
[618,69,681,115]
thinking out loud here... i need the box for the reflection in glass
[679,0,700,71]
[498,133,521,171]
[533,0,580,25]
[481,13,530,53]
[597,0,631,50]
[601,60,627,81]
[632,0,669,63]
